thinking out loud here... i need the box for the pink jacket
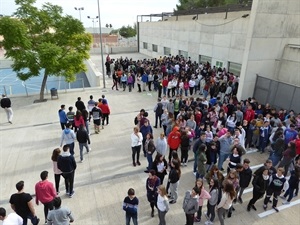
[35,180,56,204]
[198,187,211,206]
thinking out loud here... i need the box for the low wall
[90,46,138,55]
[84,59,101,88]
[0,59,13,68]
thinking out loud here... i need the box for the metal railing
[0,78,86,97]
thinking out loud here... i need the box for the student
[0,207,23,225]
[216,181,235,225]
[281,166,300,204]
[237,158,253,203]
[182,187,200,225]
[157,185,169,225]
[204,178,219,225]
[194,178,211,223]
[123,188,139,225]
[47,197,74,225]
[263,167,289,212]
[146,170,161,217]
[168,160,181,204]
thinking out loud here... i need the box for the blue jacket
[140,125,153,139]
[58,109,68,123]
[141,73,148,83]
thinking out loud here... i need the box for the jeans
[68,142,75,155]
[146,153,153,170]
[196,205,202,220]
[4,107,13,122]
[193,153,198,173]
[43,200,54,220]
[126,214,138,225]
[185,213,194,225]
[217,207,226,225]
[54,174,61,193]
[102,113,109,125]
[218,152,230,170]
[62,171,75,195]
[264,189,280,207]
[284,187,296,202]
[158,209,167,225]
[169,181,179,201]
[155,114,162,127]
[132,145,141,163]
[22,214,39,225]
[85,120,89,134]
[270,154,281,167]
[206,202,216,222]
[79,142,89,161]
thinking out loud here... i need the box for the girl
[216,181,236,225]
[130,127,143,167]
[145,133,156,172]
[204,178,219,225]
[226,113,237,132]
[205,126,213,143]
[146,170,161,217]
[161,109,169,135]
[224,170,239,217]
[278,142,297,176]
[157,185,169,225]
[74,110,85,132]
[247,167,269,211]
[180,130,190,166]
[168,159,181,204]
[153,154,168,185]
[227,146,242,173]
[51,148,62,194]
[194,178,211,223]
[197,144,207,179]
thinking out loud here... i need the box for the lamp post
[87,16,98,46]
[97,0,106,88]
[74,7,84,21]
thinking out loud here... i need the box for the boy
[237,158,252,203]
[263,167,289,212]
[123,188,139,225]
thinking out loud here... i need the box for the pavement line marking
[258,199,300,218]
[246,149,259,154]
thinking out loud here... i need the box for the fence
[0,78,86,97]
[253,75,300,113]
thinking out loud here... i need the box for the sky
[0,0,179,28]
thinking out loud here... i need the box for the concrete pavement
[0,53,299,225]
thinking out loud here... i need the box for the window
[152,44,158,52]
[199,55,212,64]
[228,62,242,76]
[164,47,171,55]
[216,61,223,68]
[143,42,148,49]
[179,50,188,59]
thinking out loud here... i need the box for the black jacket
[76,129,90,144]
[57,154,77,173]
[239,167,253,188]
[252,175,269,194]
[0,97,11,108]
[168,168,180,183]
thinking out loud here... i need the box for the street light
[97,0,106,88]
[74,7,84,21]
[87,16,98,50]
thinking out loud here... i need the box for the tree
[0,0,92,101]
[176,0,227,11]
[119,25,136,38]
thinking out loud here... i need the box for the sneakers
[282,201,290,205]
[193,172,197,176]
[272,206,279,212]
[133,162,136,167]
[69,191,75,198]
[194,217,200,222]
[169,200,176,204]
[263,204,267,210]
[79,159,84,163]
[279,196,286,200]
[137,161,141,166]
[184,163,187,166]
[204,221,213,225]
[247,204,251,211]
[238,197,243,204]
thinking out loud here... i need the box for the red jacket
[168,127,181,149]
[100,104,110,114]
[244,109,255,122]
[195,112,202,125]
[35,180,56,204]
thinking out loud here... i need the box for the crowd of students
[125,55,300,225]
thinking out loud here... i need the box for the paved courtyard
[0,53,299,225]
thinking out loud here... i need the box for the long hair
[210,178,219,190]
[158,185,167,197]
[75,110,82,119]
[172,159,181,178]
[223,180,236,200]
[51,148,61,162]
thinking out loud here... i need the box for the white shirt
[3,213,23,225]
[189,79,195,87]
[157,194,169,212]
[131,132,143,147]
